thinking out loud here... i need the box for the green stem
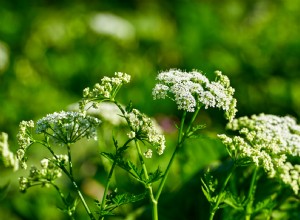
[185,105,202,136]
[65,144,93,218]
[100,138,133,220]
[155,111,187,201]
[155,106,201,201]
[51,182,67,204]
[100,161,117,220]
[51,183,75,220]
[45,144,95,220]
[69,176,96,220]
[209,163,236,220]
[245,167,258,220]
[135,141,158,220]
[67,143,73,177]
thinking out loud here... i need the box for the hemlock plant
[0,69,299,220]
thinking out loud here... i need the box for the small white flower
[127,131,136,139]
[55,154,68,164]
[144,149,153,158]
[40,158,49,168]
[19,177,29,192]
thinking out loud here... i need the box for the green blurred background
[1,0,299,219]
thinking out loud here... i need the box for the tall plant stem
[67,143,73,177]
[245,167,258,220]
[156,106,201,201]
[135,141,158,220]
[51,183,75,220]
[100,138,133,220]
[209,163,236,220]
[69,173,96,220]
[45,144,95,220]
[155,111,187,201]
[100,161,117,220]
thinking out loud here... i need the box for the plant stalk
[100,161,117,220]
[155,111,187,201]
[156,105,201,201]
[45,144,95,220]
[135,141,158,220]
[245,167,258,220]
[209,163,236,220]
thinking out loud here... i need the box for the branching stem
[209,163,236,220]
[135,141,158,220]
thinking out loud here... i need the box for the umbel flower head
[152,69,237,121]
[218,114,300,194]
[124,108,166,157]
[80,72,131,112]
[36,111,101,144]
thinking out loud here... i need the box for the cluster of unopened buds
[125,108,166,157]
[19,155,68,192]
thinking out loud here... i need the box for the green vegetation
[0,0,299,219]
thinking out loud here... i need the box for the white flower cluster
[144,149,153,159]
[218,113,300,194]
[16,120,35,169]
[125,109,166,157]
[0,132,19,171]
[80,72,131,111]
[152,69,237,121]
[36,111,101,144]
[19,155,68,192]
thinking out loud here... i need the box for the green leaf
[57,193,79,217]
[111,192,146,205]
[112,136,119,149]
[202,170,217,193]
[146,168,163,184]
[109,157,129,172]
[253,197,276,213]
[187,124,206,138]
[125,101,133,113]
[117,144,130,156]
[192,124,206,131]
[223,192,244,211]
[99,190,147,217]
[101,152,116,162]
[201,184,212,202]
[127,161,144,182]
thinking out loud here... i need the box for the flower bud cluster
[19,155,68,192]
[80,72,131,112]
[218,113,300,194]
[125,108,166,157]
[0,132,19,171]
[16,120,35,169]
[36,111,101,144]
[17,120,34,150]
[152,69,237,121]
